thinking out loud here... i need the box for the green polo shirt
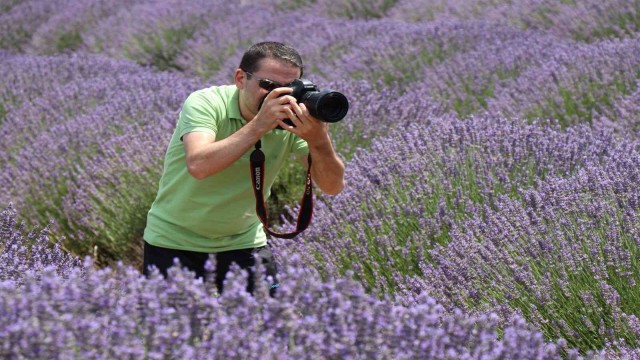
[143,85,308,253]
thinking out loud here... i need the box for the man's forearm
[309,140,345,195]
[185,122,264,179]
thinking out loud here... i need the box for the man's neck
[238,98,255,123]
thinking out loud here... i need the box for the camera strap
[250,140,313,239]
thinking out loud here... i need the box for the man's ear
[234,69,247,89]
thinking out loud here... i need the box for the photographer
[142,41,345,295]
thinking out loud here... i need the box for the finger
[298,103,322,124]
[261,103,290,123]
[265,87,293,100]
[289,99,304,118]
[298,102,315,121]
[266,100,292,112]
[284,106,301,126]
[269,96,297,110]
[276,118,297,131]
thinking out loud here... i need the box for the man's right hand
[253,87,297,131]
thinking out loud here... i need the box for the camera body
[281,79,349,126]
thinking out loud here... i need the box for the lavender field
[2,0,640,358]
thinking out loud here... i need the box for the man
[142,42,345,294]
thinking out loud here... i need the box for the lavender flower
[388,0,640,42]
[279,115,618,296]
[486,35,640,128]
[0,52,202,264]
[82,0,254,70]
[0,203,82,285]
[27,0,142,54]
[400,150,640,351]
[0,0,68,50]
[0,222,570,359]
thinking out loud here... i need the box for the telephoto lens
[289,79,349,123]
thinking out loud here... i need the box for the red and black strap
[250,140,313,239]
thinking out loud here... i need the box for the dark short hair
[239,41,304,77]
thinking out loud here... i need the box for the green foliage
[0,102,6,125]
[268,123,373,228]
[267,158,309,226]
[571,4,640,42]
[275,0,397,19]
[321,146,547,294]
[464,204,640,352]
[60,167,158,267]
[191,40,254,79]
[338,0,398,19]
[351,46,456,88]
[54,31,83,53]
[128,26,196,71]
[0,28,29,51]
[10,135,160,267]
[274,0,316,11]
[450,80,495,118]
[432,66,529,119]
[0,0,22,14]
[526,76,637,128]
[75,170,154,267]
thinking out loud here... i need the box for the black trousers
[142,241,278,295]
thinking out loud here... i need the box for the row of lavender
[2,29,639,262]
[0,51,203,263]
[3,16,640,261]
[3,1,640,130]
[3,49,640,355]
[1,205,579,358]
[3,101,639,356]
[2,0,639,55]
[280,117,640,352]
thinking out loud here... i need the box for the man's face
[237,58,301,121]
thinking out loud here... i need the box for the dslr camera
[281,79,349,126]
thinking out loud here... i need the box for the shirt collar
[228,87,243,121]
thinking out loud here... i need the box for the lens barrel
[302,90,349,123]
[288,79,349,123]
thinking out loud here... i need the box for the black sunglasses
[245,71,293,92]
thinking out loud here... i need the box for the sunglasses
[245,71,294,92]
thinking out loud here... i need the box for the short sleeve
[177,90,221,141]
[291,135,309,160]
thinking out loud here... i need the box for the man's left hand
[277,100,330,147]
